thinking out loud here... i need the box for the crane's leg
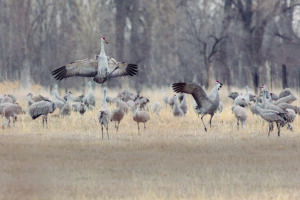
[209,114,214,128]
[106,125,109,140]
[101,125,104,140]
[45,116,48,128]
[237,119,239,130]
[117,121,120,133]
[7,117,10,128]
[276,122,280,137]
[13,115,17,127]
[201,114,207,132]
[42,116,45,128]
[268,123,271,136]
[137,122,140,135]
[144,123,146,129]
[114,122,117,132]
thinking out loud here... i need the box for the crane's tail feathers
[31,114,42,120]
[51,66,67,81]
[172,82,186,93]
[126,64,138,76]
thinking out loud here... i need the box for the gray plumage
[274,94,297,105]
[83,81,96,109]
[0,103,22,128]
[28,100,56,127]
[232,105,247,129]
[72,102,86,115]
[167,95,175,109]
[152,101,162,116]
[228,92,239,100]
[133,104,150,134]
[172,81,223,132]
[27,93,49,106]
[98,88,111,140]
[51,91,65,111]
[134,95,149,110]
[51,38,138,84]
[173,96,184,117]
[234,95,247,107]
[110,99,126,132]
[255,98,287,137]
[179,94,187,115]
[1,95,14,104]
[279,88,292,99]
[270,92,279,101]
[60,92,71,116]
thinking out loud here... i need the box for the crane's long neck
[66,94,73,103]
[254,98,262,115]
[99,39,106,57]
[208,84,219,100]
[262,91,267,107]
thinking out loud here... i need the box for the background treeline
[1,0,300,92]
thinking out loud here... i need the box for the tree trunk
[282,64,288,89]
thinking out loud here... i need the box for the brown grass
[0,83,300,200]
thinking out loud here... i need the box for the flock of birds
[0,81,299,139]
[0,36,299,139]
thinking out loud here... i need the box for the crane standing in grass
[28,100,56,128]
[98,88,111,140]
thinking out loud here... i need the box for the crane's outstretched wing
[172,82,209,108]
[51,59,98,81]
[107,57,138,78]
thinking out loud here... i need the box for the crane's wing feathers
[107,57,138,78]
[52,59,98,80]
[172,82,209,108]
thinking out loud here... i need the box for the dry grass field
[0,82,300,200]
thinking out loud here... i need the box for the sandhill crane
[83,81,96,109]
[173,96,184,117]
[228,92,239,100]
[51,37,138,84]
[51,91,65,111]
[0,103,22,128]
[1,95,15,104]
[110,99,126,132]
[28,100,56,127]
[234,95,248,107]
[118,89,136,102]
[134,95,149,110]
[286,109,296,130]
[60,91,71,116]
[270,92,279,101]
[167,95,175,109]
[72,102,86,115]
[27,93,49,106]
[254,97,287,136]
[274,94,297,105]
[279,88,292,98]
[152,101,162,116]
[172,80,223,132]
[179,94,187,115]
[133,102,150,134]
[232,104,247,129]
[98,88,111,140]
